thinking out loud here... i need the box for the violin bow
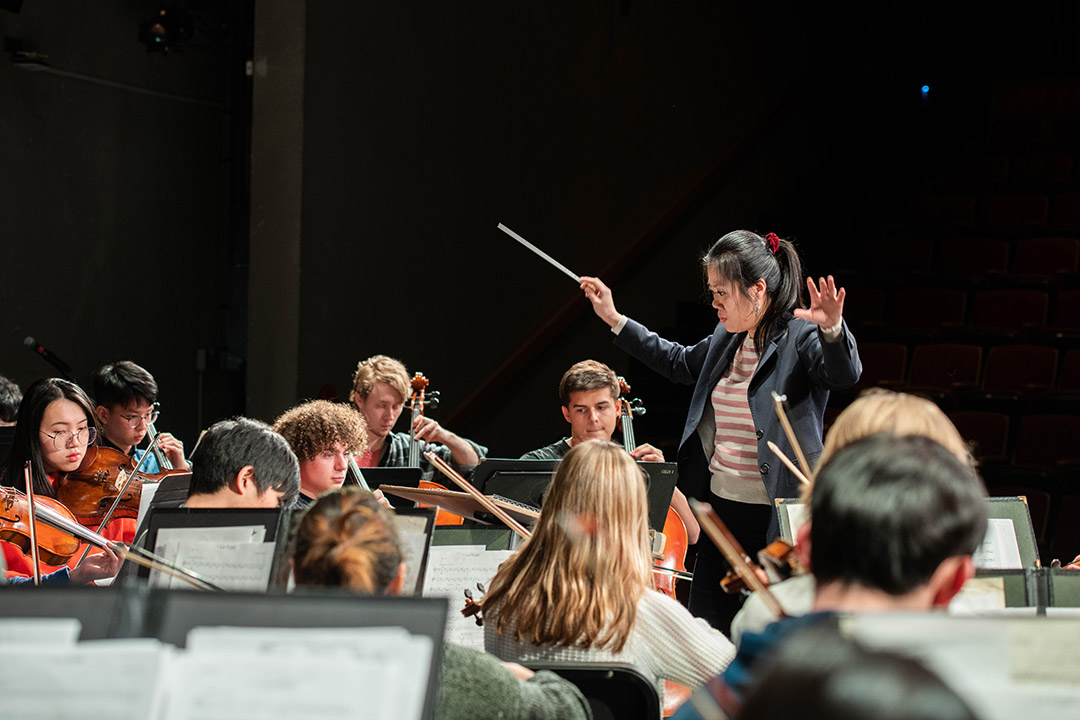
[29,498,221,591]
[425,452,531,540]
[73,433,163,567]
[766,441,810,486]
[24,462,41,586]
[690,499,787,619]
[770,392,816,486]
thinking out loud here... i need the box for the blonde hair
[804,389,974,504]
[292,487,402,594]
[272,400,367,462]
[480,440,652,652]
[351,355,410,402]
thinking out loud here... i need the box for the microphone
[23,336,74,379]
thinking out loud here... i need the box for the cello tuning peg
[426,391,440,409]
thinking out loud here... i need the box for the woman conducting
[580,230,861,632]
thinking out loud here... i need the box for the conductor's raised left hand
[793,275,845,329]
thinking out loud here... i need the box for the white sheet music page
[164,626,433,720]
[973,518,1024,570]
[0,618,81,646]
[150,525,269,589]
[0,639,170,720]
[394,513,433,595]
[422,545,514,651]
[845,613,1080,720]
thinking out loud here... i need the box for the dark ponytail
[702,230,804,355]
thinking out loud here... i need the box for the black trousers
[687,496,773,636]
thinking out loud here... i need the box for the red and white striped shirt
[709,335,768,504]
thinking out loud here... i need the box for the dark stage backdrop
[285,0,857,457]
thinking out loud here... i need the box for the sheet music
[0,639,170,720]
[422,545,514,651]
[948,576,1007,614]
[845,613,1080,720]
[394,513,433,595]
[784,502,809,544]
[151,525,268,589]
[974,518,1024,570]
[137,480,161,528]
[167,540,277,591]
[166,627,434,720]
[0,618,80,645]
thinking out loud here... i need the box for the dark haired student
[93,361,189,473]
[581,230,861,632]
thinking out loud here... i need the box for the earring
[754,304,760,312]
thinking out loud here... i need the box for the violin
[1,486,82,565]
[616,377,691,599]
[409,373,464,526]
[719,538,804,595]
[55,444,191,526]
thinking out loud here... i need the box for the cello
[616,377,690,598]
[408,373,464,526]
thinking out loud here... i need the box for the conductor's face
[562,388,618,446]
[707,266,759,335]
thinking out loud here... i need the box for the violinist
[729,389,977,645]
[183,417,300,509]
[0,374,21,467]
[92,361,189,472]
[291,486,592,720]
[521,359,699,543]
[350,355,487,481]
[671,434,987,720]
[581,230,861,633]
[482,441,735,705]
[0,378,127,580]
[272,400,367,509]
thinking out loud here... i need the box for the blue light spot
[921,85,930,95]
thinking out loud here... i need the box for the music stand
[356,467,423,510]
[472,458,678,530]
[138,507,291,590]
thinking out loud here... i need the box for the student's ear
[795,522,812,572]
[561,406,572,424]
[95,405,110,424]
[386,562,407,596]
[231,465,257,495]
[930,555,975,607]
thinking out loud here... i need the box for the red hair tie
[764,232,780,254]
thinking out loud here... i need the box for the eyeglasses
[119,409,160,429]
[41,426,97,450]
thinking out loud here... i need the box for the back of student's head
[292,487,402,594]
[810,434,987,596]
[558,360,619,406]
[188,417,300,506]
[93,361,158,409]
[0,375,22,424]
[738,623,978,720]
[819,389,973,469]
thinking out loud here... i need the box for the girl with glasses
[0,377,124,584]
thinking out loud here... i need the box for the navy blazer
[615,316,861,543]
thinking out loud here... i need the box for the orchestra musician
[481,440,736,704]
[350,355,487,480]
[272,399,368,509]
[730,389,977,644]
[521,358,700,543]
[184,417,300,509]
[291,486,593,720]
[672,434,987,719]
[0,377,127,581]
[580,230,862,632]
[0,374,21,467]
[93,361,189,472]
